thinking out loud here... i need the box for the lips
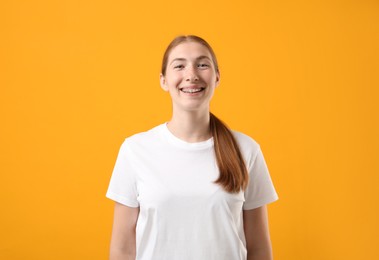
[179,86,205,93]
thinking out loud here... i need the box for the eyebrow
[169,55,212,65]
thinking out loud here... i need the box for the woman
[106,35,279,260]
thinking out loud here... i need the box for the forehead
[168,41,212,62]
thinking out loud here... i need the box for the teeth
[181,88,202,93]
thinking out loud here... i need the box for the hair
[161,35,249,193]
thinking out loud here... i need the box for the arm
[109,202,140,260]
[243,205,274,260]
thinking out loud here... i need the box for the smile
[180,88,205,93]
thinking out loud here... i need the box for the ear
[215,71,220,88]
[160,74,169,91]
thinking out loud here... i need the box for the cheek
[166,74,182,86]
[202,74,216,85]
[200,70,215,79]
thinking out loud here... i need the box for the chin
[176,102,210,112]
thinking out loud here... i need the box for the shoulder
[231,130,261,152]
[120,124,163,150]
[231,129,262,163]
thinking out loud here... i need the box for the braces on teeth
[181,88,203,93]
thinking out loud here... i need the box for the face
[160,41,220,112]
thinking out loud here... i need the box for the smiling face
[160,41,220,112]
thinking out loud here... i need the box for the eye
[198,63,210,69]
[173,64,184,69]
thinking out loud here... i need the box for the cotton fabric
[106,122,278,260]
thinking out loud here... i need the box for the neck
[167,109,212,143]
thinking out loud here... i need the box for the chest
[127,144,245,212]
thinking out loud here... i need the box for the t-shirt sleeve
[243,146,279,210]
[106,140,139,208]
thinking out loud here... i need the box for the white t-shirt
[106,122,278,260]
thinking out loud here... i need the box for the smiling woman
[106,35,279,260]
[160,40,219,113]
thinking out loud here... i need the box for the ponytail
[210,113,249,193]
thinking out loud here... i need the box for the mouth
[179,87,205,94]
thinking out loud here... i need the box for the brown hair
[161,35,249,193]
[161,35,219,76]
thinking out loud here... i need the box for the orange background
[1,0,378,259]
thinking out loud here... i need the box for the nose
[185,65,199,82]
